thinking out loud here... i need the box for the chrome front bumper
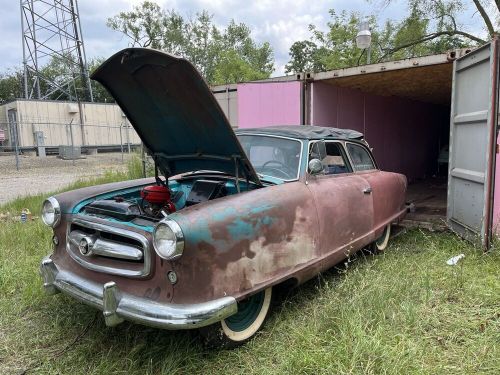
[40,256,237,329]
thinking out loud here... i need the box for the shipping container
[222,39,499,246]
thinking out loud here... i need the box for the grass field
[0,172,499,374]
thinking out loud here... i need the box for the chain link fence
[0,120,149,205]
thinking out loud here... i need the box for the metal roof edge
[0,98,120,107]
[309,48,472,82]
[207,48,474,89]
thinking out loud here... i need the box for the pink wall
[311,82,449,181]
[237,82,302,128]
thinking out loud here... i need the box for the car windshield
[237,134,302,181]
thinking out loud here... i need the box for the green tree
[87,58,115,103]
[285,0,497,73]
[286,11,389,73]
[212,50,269,85]
[377,0,497,59]
[285,40,328,73]
[0,56,114,103]
[0,69,23,103]
[107,1,274,84]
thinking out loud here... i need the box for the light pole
[356,18,372,64]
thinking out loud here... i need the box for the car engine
[83,179,228,221]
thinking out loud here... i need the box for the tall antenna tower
[20,0,93,101]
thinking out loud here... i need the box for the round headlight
[41,197,61,227]
[153,219,184,260]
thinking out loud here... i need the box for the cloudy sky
[0,0,489,76]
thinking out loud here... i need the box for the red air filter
[141,185,172,204]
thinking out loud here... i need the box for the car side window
[310,142,351,175]
[346,143,376,171]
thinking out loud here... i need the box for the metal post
[141,143,146,178]
[367,45,372,64]
[20,1,28,99]
[70,0,93,101]
[226,87,230,123]
[119,123,124,163]
[13,121,20,171]
[126,124,131,154]
[78,100,85,146]
[69,118,75,166]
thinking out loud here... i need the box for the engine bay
[81,176,252,223]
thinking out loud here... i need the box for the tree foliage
[107,1,274,85]
[285,0,499,73]
[0,69,23,103]
[0,56,114,103]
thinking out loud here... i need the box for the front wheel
[200,287,272,349]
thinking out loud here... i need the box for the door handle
[363,187,372,194]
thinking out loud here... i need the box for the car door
[306,141,374,267]
[345,142,405,235]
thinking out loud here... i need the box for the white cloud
[0,0,490,77]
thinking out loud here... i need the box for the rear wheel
[200,287,272,349]
[373,224,391,252]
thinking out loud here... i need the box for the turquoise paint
[226,213,276,240]
[175,199,277,251]
[248,203,275,215]
[227,218,255,238]
[105,217,154,232]
[71,186,146,214]
[172,213,213,245]
[71,179,257,215]
[69,177,267,243]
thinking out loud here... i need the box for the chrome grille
[66,217,151,278]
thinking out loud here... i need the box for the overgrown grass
[0,173,499,374]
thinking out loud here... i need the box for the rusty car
[39,48,407,347]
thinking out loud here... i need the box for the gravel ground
[0,152,132,205]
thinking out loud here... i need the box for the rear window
[346,143,375,171]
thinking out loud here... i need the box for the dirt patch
[0,152,133,205]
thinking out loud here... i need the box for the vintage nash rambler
[40,48,407,347]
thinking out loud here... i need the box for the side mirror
[308,158,324,175]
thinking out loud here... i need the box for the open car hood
[91,48,261,185]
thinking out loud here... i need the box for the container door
[448,40,499,247]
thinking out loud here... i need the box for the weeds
[0,176,499,374]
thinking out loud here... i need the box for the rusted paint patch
[210,204,316,294]
[171,181,320,303]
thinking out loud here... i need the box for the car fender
[168,181,320,303]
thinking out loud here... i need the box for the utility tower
[20,0,93,101]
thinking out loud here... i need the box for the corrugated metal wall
[237,82,302,128]
[310,82,449,182]
[213,85,238,128]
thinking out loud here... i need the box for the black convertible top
[235,125,364,140]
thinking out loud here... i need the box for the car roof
[235,125,364,141]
